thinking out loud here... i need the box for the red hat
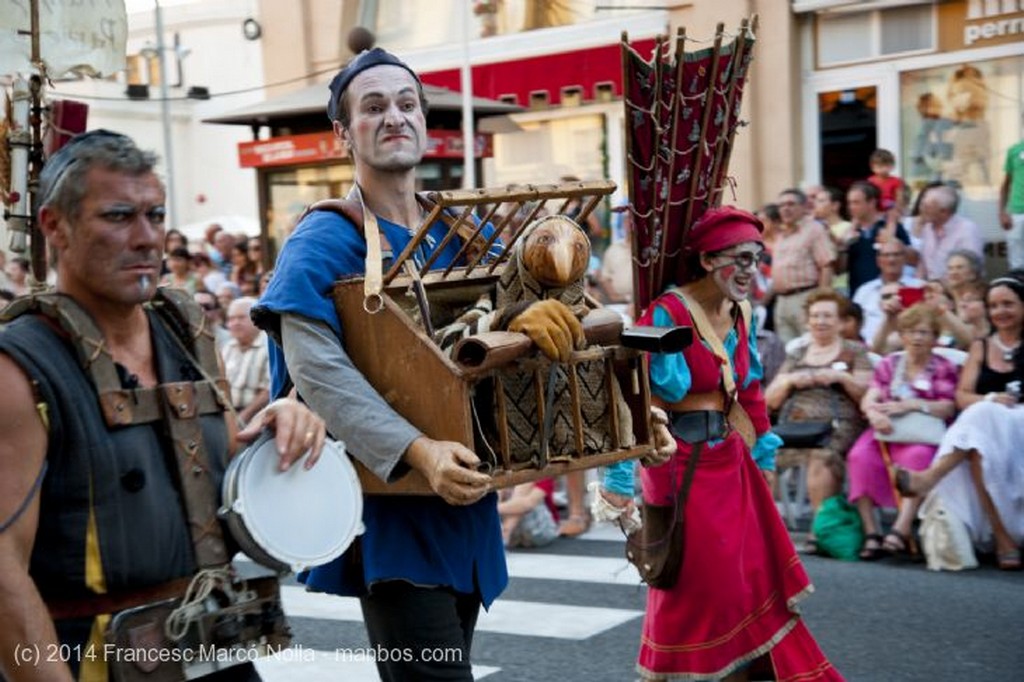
[684,206,764,254]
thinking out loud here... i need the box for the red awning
[419,39,658,107]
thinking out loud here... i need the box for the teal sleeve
[743,312,764,389]
[751,431,782,471]
[603,459,636,496]
[649,305,692,402]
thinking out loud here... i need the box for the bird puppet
[436,215,634,464]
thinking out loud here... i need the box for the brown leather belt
[47,576,194,621]
[654,391,726,413]
[775,284,817,297]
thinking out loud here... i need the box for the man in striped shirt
[769,188,836,344]
[223,296,270,426]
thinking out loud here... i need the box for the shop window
[880,5,933,55]
[817,4,934,67]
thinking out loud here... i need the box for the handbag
[773,389,839,449]
[876,411,946,445]
[625,443,702,590]
[810,495,864,561]
[919,495,978,572]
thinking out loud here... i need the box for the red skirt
[636,434,844,681]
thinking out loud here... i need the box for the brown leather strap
[160,382,229,568]
[47,577,193,621]
[98,379,226,426]
[654,391,725,413]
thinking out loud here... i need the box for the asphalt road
[252,523,1022,681]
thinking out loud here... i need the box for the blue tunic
[257,209,508,607]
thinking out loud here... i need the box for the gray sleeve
[280,312,420,482]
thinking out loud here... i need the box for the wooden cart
[331,181,659,494]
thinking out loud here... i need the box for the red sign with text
[238,130,493,168]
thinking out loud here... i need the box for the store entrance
[818,87,877,192]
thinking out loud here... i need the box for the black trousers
[359,581,481,682]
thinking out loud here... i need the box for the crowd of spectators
[750,153,1022,571]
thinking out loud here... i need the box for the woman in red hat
[599,206,843,681]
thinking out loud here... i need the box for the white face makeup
[705,241,765,302]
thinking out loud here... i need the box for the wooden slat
[494,374,511,469]
[567,362,585,455]
[383,202,444,285]
[605,356,620,449]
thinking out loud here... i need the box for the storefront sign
[238,130,493,168]
[938,0,1024,51]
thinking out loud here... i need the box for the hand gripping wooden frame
[331,180,656,494]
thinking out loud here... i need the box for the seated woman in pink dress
[846,304,959,559]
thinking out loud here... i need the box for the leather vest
[0,293,230,602]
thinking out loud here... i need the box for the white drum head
[231,435,362,572]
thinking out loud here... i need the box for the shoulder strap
[151,287,223,384]
[0,292,226,427]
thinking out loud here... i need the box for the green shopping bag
[811,495,864,561]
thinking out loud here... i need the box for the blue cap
[327,47,420,122]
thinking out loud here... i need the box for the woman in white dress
[896,275,1024,570]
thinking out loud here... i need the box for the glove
[506,299,584,363]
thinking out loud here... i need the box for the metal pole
[459,0,475,189]
[155,0,178,224]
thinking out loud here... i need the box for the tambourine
[221,432,363,573]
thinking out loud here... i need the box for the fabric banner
[622,24,756,312]
[0,0,127,78]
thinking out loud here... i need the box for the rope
[164,567,239,642]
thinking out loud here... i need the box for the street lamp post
[154,0,178,224]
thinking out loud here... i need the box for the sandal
[859,533,885,561]
[558,514,591,538]
[997,548,1022,571]
[800,537,820,555]
[882,531,911,555]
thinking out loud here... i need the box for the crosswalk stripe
[254,649,499,681]
[505,552,640,585]
[280,586,642,640]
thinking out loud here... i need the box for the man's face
[215,231,235,259]
[919,192,948,225]
[811,192,835,220]
[45,167,165,305]
[876,243,906,280]
[227,300,259,344]
[334,65,426,173]
[776,192,805,226]
[846,188,874,223]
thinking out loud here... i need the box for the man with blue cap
[254,48,582,681]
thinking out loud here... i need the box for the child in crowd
[867,148,907,213]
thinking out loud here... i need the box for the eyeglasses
[716,250,768,271]
[881,293,897,300]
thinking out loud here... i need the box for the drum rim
[224,434,363,572]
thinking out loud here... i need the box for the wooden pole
[706,18,751,207]
[679,23,725,249]
[28,0,46,284]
